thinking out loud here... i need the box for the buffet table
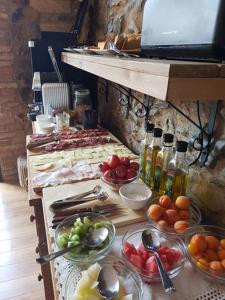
[26,129,225,300]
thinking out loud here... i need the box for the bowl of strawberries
[99,155,139,192]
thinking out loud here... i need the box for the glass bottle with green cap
[145,127,163,187]
[139,122,154,180]
[154,133,174,195]
[165,141,189,200]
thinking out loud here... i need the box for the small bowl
[54,212,116,264]
[147,196,202,237]
[36,114,52,123]
[100,173,138,192]
[184,225,225,285]
[65,255,143,300]
[122,225,185,283]
[119,182,152,210]
[38,122,55,133]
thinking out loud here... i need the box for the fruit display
[99,155,139,180]
[56,216,109,256]
[99,155,139,191]
[147,195,201,235]
[70,262,132,300]
[185,225,225,283]
[123,241,182,276]
[122,226,185,283]
[55,213,115,263]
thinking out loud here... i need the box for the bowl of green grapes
[55,212,116,263]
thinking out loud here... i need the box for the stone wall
[94,0,225,227]
[0,0,79,181]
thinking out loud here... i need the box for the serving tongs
[50,191,109,211]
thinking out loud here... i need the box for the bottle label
[154,165,161,192]
[145,159,151,185]
[165,175,173,197]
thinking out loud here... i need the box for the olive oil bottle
[139,123,154,180]
[154,133,174,194]
[145,128,162,187]
[165,141,189,200]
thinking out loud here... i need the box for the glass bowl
[121,224,185,283]
[65,255,143,300]
[147,196,202,237]
[54,212,116,264]
[184,225,225,285]
[100,173,139,192]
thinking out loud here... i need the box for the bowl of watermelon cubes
[122,225,185,283]
[99,155,139,192]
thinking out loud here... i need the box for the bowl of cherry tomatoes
[99,155,139,192]
[184,225,225,284]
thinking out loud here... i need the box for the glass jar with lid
[74,89,92,123]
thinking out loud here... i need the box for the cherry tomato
[104,169,116,180]
[120,157,130,167]
[108,155,120,168]
[99,162,110,173]
[126,168,137,179]
[130,161,139,171]
[115,164,127,178]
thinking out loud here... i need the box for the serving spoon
[98,266,119,300]
[36,227,109,265]
[142,229,176,293]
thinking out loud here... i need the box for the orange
[147,204,164,221]
[159,195,172,208]
[163,209,179,225]
[188,242,199,255]
[175,196,190,210]
[220,239,225,249]
[205,235,220,251]
[221,259,225,269]
[197,258,209,270]
[209,261,224,273]
[178,209,190,220]
[174,220,189,234]
[190,234,207,253]
[157,219,168,227]
[204,249,219,262]
[218,249,225,260]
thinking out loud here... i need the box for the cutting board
[42,179,147,237]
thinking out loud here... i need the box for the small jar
[74,89,92,123]
[55,110,70,132]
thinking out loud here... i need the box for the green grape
[71,234,80,242]
[94,222,107,229]
[57,234,69,248]
[83,216,91,224]
[68,240,80,247]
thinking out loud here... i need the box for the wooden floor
[0,182,45,300]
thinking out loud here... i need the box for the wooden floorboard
[0,182,45,300]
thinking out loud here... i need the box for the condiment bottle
[154,133,174,195]
[139,122,154,180]
[165,141,189,200]
[145,127,163,187]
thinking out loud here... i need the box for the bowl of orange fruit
[147,195,201,236]
[184,225,225,284]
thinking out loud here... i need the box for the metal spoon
[142,229,176,293]
[98,266,119,300]
[36,227,109,265]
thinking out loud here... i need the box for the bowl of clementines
[147,195,202,237]
[184,225,225,284]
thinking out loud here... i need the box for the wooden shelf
[62,52,225,102]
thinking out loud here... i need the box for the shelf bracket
[199,100,220,166]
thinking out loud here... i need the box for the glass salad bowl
[184,225,225,285]
[65,255,143,300]
[147,196,202,237]
[54,212,116,264]
[121,225,185,283]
